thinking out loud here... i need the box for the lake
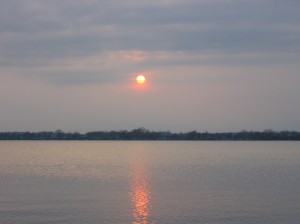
[0,141,300,224]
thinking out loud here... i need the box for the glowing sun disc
[136,75,146,84]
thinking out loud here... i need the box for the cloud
[0,0,300,85]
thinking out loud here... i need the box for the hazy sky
[1,0,300,132]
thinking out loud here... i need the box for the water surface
[0,141,300,224]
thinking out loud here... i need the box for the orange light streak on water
[131,158,151,224]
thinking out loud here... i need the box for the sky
[1,0,300,132]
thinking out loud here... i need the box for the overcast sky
[1,0,300,132]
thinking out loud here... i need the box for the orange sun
[136,75,146,84]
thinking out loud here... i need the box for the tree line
[1,128,300,140]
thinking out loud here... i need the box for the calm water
[0,141,300,224]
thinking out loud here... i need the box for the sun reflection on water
[131,154,151,224]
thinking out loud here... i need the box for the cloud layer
[1,0,300,84]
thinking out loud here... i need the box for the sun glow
[136,75,146,84]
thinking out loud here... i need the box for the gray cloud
[1,0,300,84]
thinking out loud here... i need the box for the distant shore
[1,128,300,140]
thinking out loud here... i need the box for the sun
[136,75,146,84]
